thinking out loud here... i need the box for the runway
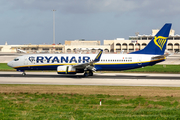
[0,71,180,87]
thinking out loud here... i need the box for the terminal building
[0,29,180,54]
[64,39,110,53]
[0,42,64,53]
[105,29,180,53]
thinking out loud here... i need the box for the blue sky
[0,0,180,45]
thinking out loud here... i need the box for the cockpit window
[14,58,19,61]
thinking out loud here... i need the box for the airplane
[17,49,27,53]
[7,23,172,76]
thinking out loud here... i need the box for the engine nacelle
[57,66,76,74]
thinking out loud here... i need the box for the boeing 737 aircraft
[7,23,172,76]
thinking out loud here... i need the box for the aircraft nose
[7,61,13,67]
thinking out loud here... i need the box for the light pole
[53,9,56,44]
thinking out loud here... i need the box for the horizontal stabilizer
[151,54,170,59]
[151,55,165,59]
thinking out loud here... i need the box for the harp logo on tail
[153,36,168,50]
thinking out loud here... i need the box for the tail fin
[130,23,172,55]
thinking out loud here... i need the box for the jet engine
[57,66,76,74]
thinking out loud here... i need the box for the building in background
[1,29,180,54]
[0,42,64,53]
[65,39,110,53]
[105,29,180,53]
[19,44,64,53]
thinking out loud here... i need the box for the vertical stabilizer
[130,23,172,55]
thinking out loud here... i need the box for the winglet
[94,49,103,62]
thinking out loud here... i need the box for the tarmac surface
[0,72,180,87]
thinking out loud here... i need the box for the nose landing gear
[17,70,26,76]
[22,71,26,76]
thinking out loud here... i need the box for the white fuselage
[7,53,164,72]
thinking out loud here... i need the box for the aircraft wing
[73,49,103,70]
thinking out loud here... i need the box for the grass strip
[0,85,180,119]
[124,65,180,73]
[0,63,15,71]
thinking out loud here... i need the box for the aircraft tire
[84,72,88,77]
[22,72,26,76]
[89,71,93,76]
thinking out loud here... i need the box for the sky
[0,0,180,45]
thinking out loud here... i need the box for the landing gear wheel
[84,72,88,77]
[89,71,93,76]
[22,72,26,76]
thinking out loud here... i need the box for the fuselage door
[24,57,28,65]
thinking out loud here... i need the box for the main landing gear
[89,71,93,76]
[84,71,93,77]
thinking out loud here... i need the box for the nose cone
[7,61,13,67]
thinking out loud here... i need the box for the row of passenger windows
[100,59,132,62]
[88,59,132,62]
